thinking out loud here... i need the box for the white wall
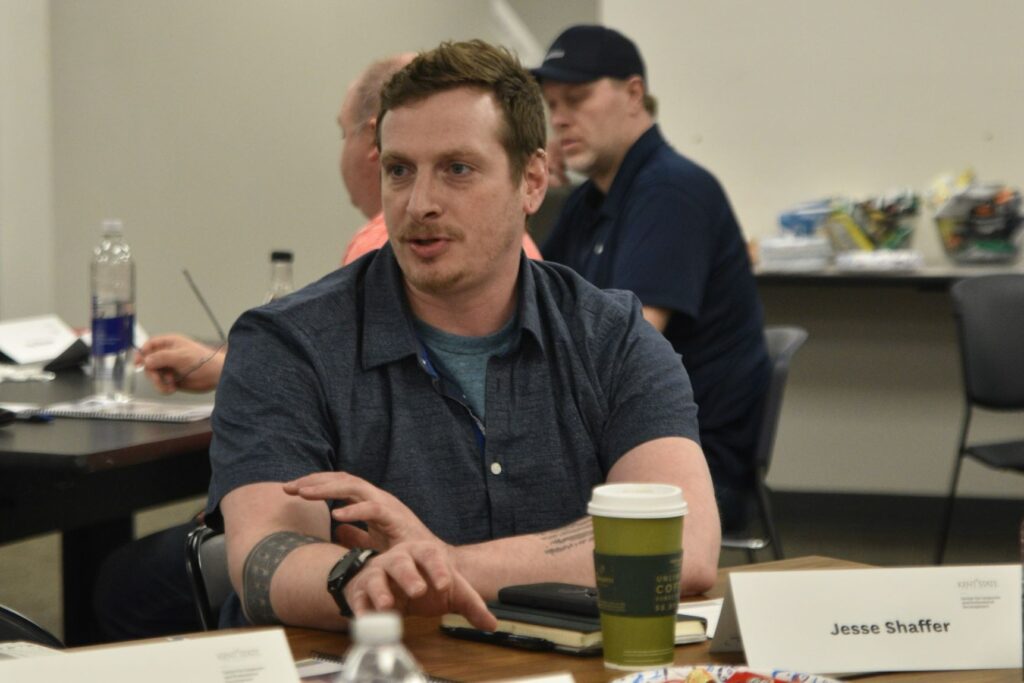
[48,0,585,337]
[601,0,1024,254]
[603,0,1024,498]
[0,0,55,319]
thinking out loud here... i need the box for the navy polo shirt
[543,125,769,487]
[206,243,699,544]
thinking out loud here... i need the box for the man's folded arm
[453,435,720,599]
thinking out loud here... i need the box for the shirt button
[490,462,502,475]
[594,243,604,255]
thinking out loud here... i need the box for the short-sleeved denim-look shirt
[207,243,699,544]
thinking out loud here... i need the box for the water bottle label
[92,314,134,354]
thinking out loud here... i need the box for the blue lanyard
[414,338,486,455]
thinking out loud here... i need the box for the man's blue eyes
[387,164,472,177]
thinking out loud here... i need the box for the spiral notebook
[44,397,213,423]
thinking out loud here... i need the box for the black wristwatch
[327,547,378,617]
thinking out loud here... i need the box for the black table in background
[755,262,1024,291]
[0,370,212,645]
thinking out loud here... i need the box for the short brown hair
[376,40,546,180]
[643,92,658,118]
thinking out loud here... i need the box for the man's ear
[366,117,380,162]
[521,150,549,216]
[625,76,646,113]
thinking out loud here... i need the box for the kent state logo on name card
[716,564,1021,675]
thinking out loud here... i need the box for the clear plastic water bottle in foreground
[90,219,135,402]
[264,250,294,303]
[339,612,426,683]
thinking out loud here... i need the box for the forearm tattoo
[540,517,593,556]
[242,531,320,625]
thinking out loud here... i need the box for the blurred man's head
[532,25,655,192]
[376,40,548,298]
[337,53,415,219]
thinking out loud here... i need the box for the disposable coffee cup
[588,483,686,671]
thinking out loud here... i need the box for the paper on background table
[45,397,214,422]
[729,564,1022,675]
[0,628,299,682]
[0,315,77,365]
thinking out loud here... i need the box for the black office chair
[185,524,231,630]
[721,325,808,563]
[935,274,1024,564]
[0,604,64,648]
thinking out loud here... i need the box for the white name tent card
[0,315,78,365]
[714,564,1022,675]
[0,628,300,682]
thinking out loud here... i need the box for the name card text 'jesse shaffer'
[829,618,950,636]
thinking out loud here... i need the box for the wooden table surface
[286,556,1023,683]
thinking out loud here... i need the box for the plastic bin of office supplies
[778,199,833,237]
[821,190,918,254]
[930,175,1022,264]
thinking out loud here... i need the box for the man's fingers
[416,544,452,593]
[450,573,497,631]
[333,523,373,549]
[383,553,428,600]
[283,471,373,499]
[144,367,177,394]
[142,348,185,372]
[139,336,175,354]
[358,567,397,611]
[331,501,387,525]
[348,588,373,617]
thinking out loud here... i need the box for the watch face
[328,555,354,586]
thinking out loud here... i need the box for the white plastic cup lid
[587,483,687,519]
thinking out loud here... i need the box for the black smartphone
[497,582,600,617]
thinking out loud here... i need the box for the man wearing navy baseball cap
[534,25,771,534]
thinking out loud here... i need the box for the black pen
[441,626,556,652]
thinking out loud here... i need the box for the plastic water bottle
[338,612,426,683]
[264,250,294,303]
[90,219,136,401]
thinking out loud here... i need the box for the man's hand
[283,472,496,630]
[346,540,497,631]
[283,472,435,551]
[137,333,225,394]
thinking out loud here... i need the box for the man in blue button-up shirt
[209,40,720,632]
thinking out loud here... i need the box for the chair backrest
[184,525,231,631]
[0,604,64,649]
[950,274,1024,410]
[754,326,808,471]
